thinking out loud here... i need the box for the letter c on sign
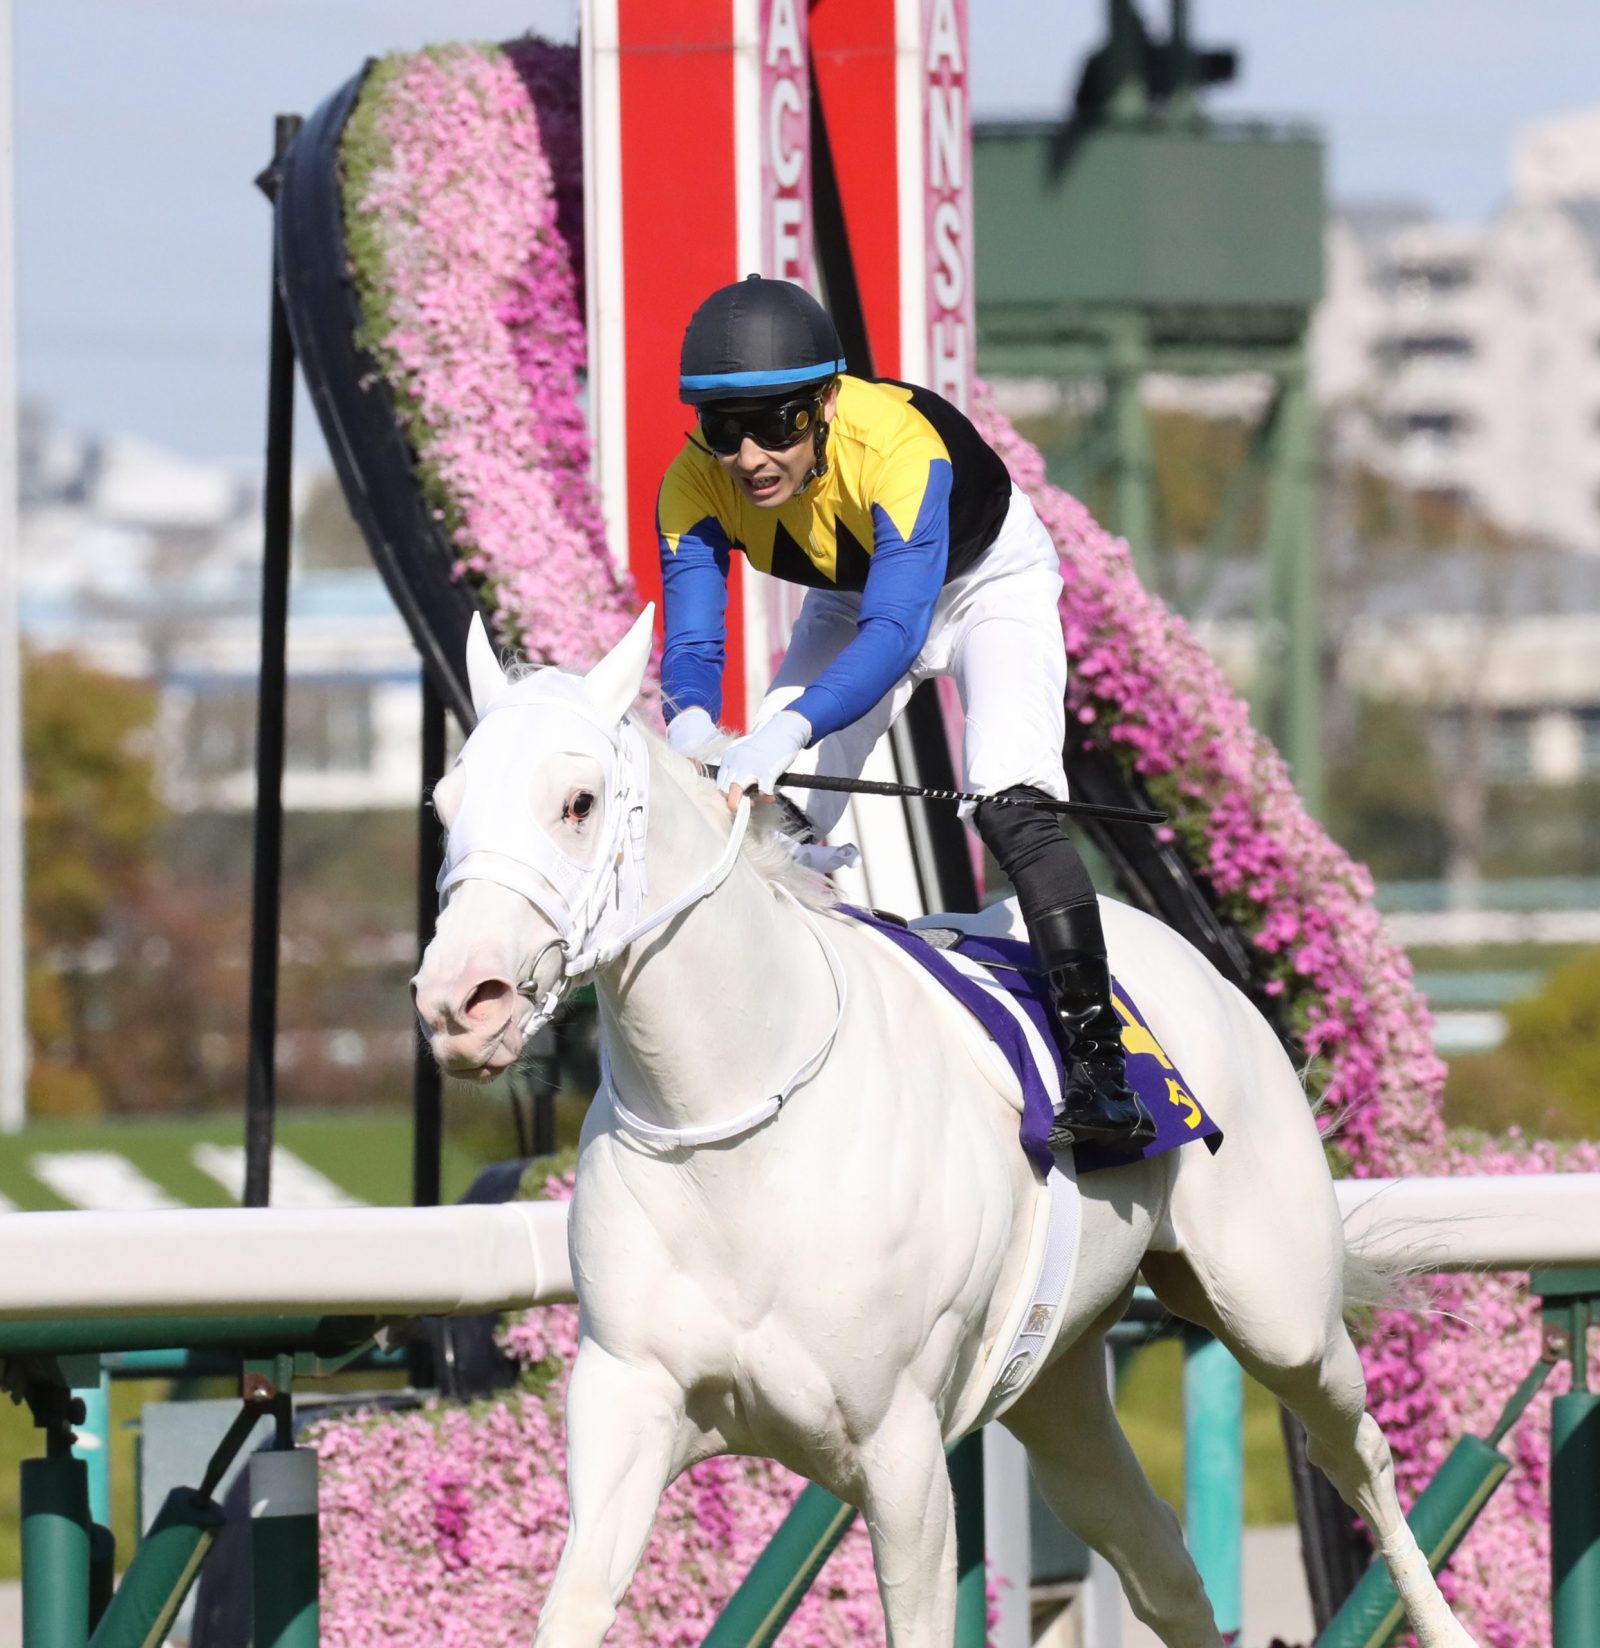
[770,78,804,190]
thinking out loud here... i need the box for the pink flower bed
[341,42,655,705]
[972,393,1600,1646]
[328,37,1589,1648]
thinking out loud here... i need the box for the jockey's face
[709,381,838,509]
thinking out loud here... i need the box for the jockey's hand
[716,710,811,813]
[666,705,719,758]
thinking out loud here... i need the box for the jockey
[657,274,1155,1152]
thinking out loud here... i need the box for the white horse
[411,606,1477,1648]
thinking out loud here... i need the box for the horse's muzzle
[411,969,527,1081]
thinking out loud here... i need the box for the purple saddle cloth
[839,906,1223,1177]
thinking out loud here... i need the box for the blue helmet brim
[679,360,847,406]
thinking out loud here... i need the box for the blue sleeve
[660,513,733,723]
[790,459,952,742]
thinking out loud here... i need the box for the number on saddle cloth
[841,907,1223,1174]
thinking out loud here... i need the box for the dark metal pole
[243,114,303,1210]
[412,672,446,1208]
[532,1029,557,1157]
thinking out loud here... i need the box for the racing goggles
[699,394,824,457]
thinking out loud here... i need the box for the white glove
[716,710,811,798]
[789,840,861,875]
[666,705,718,756]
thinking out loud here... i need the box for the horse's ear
[583,604,655,725]
[465,613,509,717]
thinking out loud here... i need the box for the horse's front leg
[857,1395,958,1647]
[535,1339,690,1648]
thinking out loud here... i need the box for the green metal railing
[1183,1328,1243,1636]
[692,1274,1600,1647]
[2,1314,388,1648]
[5,1272,1594,1646]
[1,1303,1198,1648]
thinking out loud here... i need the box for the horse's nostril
[463,977,515,1025]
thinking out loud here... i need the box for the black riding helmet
[678,275,846,407]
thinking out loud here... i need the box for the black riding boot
[974,787,1157,1152]
[1030,904,1156,1151]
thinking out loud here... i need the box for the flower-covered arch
[310,37,1596,1646]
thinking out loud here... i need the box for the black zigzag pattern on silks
[767,521,834,589]
[832,515,872,590]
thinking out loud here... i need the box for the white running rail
[1335,1173,1600,1272]
[0,1175,1596,1324]
[0,1201,574,1320]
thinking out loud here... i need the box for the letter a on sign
[766,0,802,66]
[927,0,964,70]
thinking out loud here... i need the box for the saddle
[841,905,1223,1176]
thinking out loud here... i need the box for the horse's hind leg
[1291,1331,1477,1648]
[1001,1330,1226,1648]
[1143,1252,1479,1648]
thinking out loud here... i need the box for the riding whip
[705,766,1167,826]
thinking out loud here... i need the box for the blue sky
[15,0,1600,464]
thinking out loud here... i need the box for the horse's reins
[441,698,851,1146]
[576,785,852,1150]
[600,879,850,1149]
[509,789,759,1035]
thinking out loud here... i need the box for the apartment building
[18,417,423,813]
[1312,108,1600,552]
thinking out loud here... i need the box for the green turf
[0,1111,486,1211]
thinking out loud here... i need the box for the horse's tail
[1341,1244,1410,1315]
[1304,1092,1434,1318]
[1341,1222,1440,1318]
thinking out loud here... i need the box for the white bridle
[435,675,847,1146]
[437,673,754,1033]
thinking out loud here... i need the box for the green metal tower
[974,0,1325,811]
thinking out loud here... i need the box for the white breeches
[757,485,1070,836]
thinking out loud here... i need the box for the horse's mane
[633,717,840,913]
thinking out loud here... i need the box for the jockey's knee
[973,787,1096,925]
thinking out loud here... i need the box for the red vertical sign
[810,0,974,405]
[809,0,903,378]
[600,0,745,721]
[589,0,972,721]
